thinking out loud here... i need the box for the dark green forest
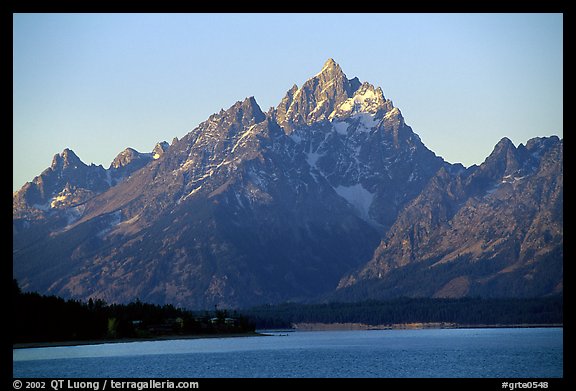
[243,296,563,329]
[13,280,255,344]
[13,278,562,344]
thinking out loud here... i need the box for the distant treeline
[13,277,562,343]
[243,296,563,329]
[13,280,255,344]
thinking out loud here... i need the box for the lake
[13,328,562,378]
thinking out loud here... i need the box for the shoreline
[13,331,265,350]
[291,322,564,331]
[13,323,563,349]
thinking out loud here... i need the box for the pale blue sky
[13,13,563,191]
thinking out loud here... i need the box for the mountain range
[13,59,563,309]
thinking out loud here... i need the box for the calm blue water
[13,328,562,378]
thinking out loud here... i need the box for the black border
[8,1,571,388]
[8,0,569,14]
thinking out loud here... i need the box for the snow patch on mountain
[334,183,375,220]
[306,150,323,168]
[329,82,387,121]
[354,113,379,131]
[332,121,350,135]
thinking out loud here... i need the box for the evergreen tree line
[13,280,255,344]
[243,296,563,329]
[13,278,563,343]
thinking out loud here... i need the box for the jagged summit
[274,59,396,132]
[234,96,266,125]
[314,58,350,84]
[110,142,172,169]
[317,58,339,74]
[152,141,169,159]
[275,58,359,130]
[110,147,143,169]
[13,141,171,219]
[50,148,85,170]
[490,137,516,156]
[314,58,361,87]
[208,96,266,132]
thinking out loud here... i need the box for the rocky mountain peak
[50,148,85,171]
[213,96,266,132]
[110,148,142,169]
[275,58,362,131]
[152,141,170,159]
[315,58,346,82]
[474,137,529,182]
[14,148,111,218]
[319,58,339,73]
[492,137,515,155]
[525,136,561,157]
[275,59,400,133]
[314,59,361,89]
[236,96,266,125]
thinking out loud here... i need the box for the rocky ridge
[13,59,563,308]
